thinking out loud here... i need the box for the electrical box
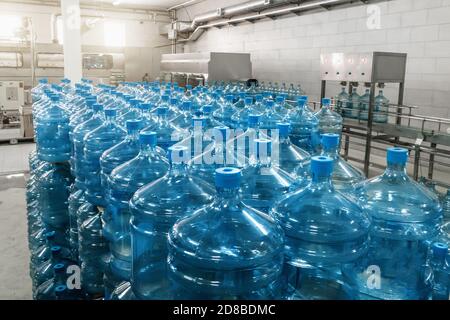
[320,52,407,83]
[0,81,25,112]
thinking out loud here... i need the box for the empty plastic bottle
[83,108,126,206]
[35,263,68,300]
[272,156,371,300]
[359,89,371,121]
[274,123,310,177]
[424,242,450,300]
[442,190,450,223]
[100,120,142,195]
[72,103,104,190]
[297,134,364,193]
[167,167,285,299]
[129,146,214,299]
[374,90,389,123]
[241,139,294,214]
[350,147,443,300]
[347,88,361,119]
[315,98,343,138]
[231,96,255,130]
[260,100,283,137]
[285,97,320,154]
[145,107,183,151]
[105,132,169,285]
[35,94,71,162]
[68,187,85,262]
[213,94,236,128]
[33,246,70,291]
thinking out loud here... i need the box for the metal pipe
[168,0,205,11]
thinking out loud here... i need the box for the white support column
[61,0,82,83]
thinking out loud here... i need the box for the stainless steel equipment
[320,52,408,176]
[160,52,252,86]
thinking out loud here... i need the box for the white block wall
[179,0,450,120]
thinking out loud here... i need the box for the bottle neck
[139,144,156,157]
[322,146,339,158]
[54,269,67,285]
[311,173,334,187]
[169,162,188,176]
[126,129,140,141]
[216,186,241,201]
[385,162,408,176]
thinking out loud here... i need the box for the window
[0,15,22,41]
[104,21,125,47]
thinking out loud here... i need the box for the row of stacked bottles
[26,77,449,300]
[336,86,389,123]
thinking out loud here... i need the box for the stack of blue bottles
[272,156,371,300]
[104,132,169,297]
[167,167,285,299]
[33,246,71,293]
[35,94,71,162]
[350,148,442,300]
[213,94,236,128]
[422,242,449,300]
[83,108,126,207]
[241,139,294,214]
[129,146,214,299]
[35,263,70,300]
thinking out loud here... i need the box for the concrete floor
[0,143,35,300]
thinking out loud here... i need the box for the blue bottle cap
[186,85,192,90]
[300,95,308,102]
[432,242,448,258]
[248,114,260,125]
[170,98,179,105]
[126,120,141,131]
[54,263,65,271]
[54,285,67,293]
[45,231,56,239]
[104,108,117,117]
[239,92,246,98]
[387,147,408,165]
[51,246,61,253]
[277,123,290,137]
[255,94,263,101]
[297,97,307,106]
[50,95,59,102]
[215,167,242,189]
[225,95,234,102]
[203,105,212,113]
[321,133,339,149]
[168,145,188,163]
[157,107,168,115]
[181,101,191,110]
[139,131,157,146]
[322,98,331,106]
[266,100,274,108]
[311,156,334,177]
[39,78,48,84]
[255,138,272,157]
[139,103,151,110]
[244,97,253,105]
[161,95,170,102]
[276,96,285,103]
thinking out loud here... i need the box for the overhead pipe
[178,0,349,42]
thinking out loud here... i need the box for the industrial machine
[0,81,25,128]
[317,51,450,189]
[160,52,252,86]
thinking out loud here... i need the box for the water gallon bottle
[272,156,371,300]
[35,94,71,162]
[233,92,247,109]
[68,187,86,262]
[117,98,141,128]
[297,134,365,193]
[253,94,265,114]
[144,107,183,151]
[77,203,109,299]
[83,108,126,207]
[359,89,371,121]
[348,88,361,119]
[33,246,70,291]
[374,90,389,123]
[241,139,294,214]
[72,103,104,190]
[167,167,285,299]
[231,96,255,130]
[274,96,289,118]
[350,147,443,300]
[105,132,169,286]
[31,78,49,102]
[315,98,343,138]
[259,100,284,138]
[129,146,214,299]
[442,190,450,223]
[274,123,311,177]
[34,263,69,300]
[100,120,142,194]
[213,94,236,128]
[425,243,450,300]
[284,97,320,154]
[172,101,192,129]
